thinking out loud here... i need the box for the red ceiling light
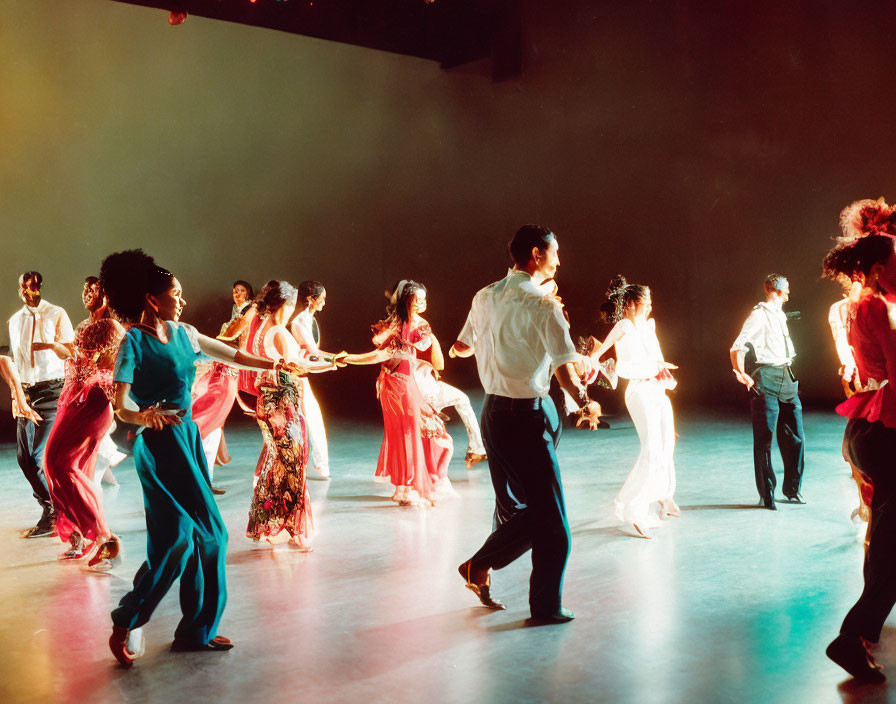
[168,10,187,24]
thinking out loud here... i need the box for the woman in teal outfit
[100,250,288,668]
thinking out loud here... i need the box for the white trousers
[416,373,485,455]
[92,424,127,494]
[301,376,329,477]
[201,428,222,482]
[614,378,676,526]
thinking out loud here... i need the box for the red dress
[43,322,118,543]
[191,362,238,464]
[374,321,453,500]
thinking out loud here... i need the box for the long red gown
[374,321,453,500]
[43,322,118,543]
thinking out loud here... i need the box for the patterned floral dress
[246,323,313,542]
[374,320,453,503]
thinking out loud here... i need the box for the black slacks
[16,379,63,511]
[470,394,569,616]
[749,365,805,502]
[841,418,896,642]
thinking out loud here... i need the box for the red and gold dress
[374,321,453,504]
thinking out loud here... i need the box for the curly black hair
[600,274,649,323]
[99,249,173,323]
[822,234,894,282]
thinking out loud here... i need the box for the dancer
[345,281,453,506]
[43,317,125,567]
[100,249,286,667]
[588,276,678,539]
[415,359,488,470]
[730,274,805,509]
[190,282,257,493]
[406,290,487,470]
[821,220,896,682]
[289,280,334,480]
[80,276,126,489]
[8,271,75,537]
[247,280,336,549]
[451,225,600,622]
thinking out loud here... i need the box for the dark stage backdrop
[1,0,890,439]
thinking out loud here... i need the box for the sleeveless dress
[374,321,453,503]
[612,317,677,528]
[246,324,313,542]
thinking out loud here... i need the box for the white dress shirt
[730,301,795,366]
[8,299,75,384]
[457,269,581,398]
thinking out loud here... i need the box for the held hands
[575,400,602,430]
[139,406,182,430]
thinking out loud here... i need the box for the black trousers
[841,418,896,642]
[470,394,569,616]
[16,379,64,512]
[749,365,805,502]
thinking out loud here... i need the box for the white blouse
[614,318,663,380]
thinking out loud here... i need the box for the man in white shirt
[451,225,601,623]
[730,273,805,510]
[8,271,75,537]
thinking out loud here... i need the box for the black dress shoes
[784,493,806,504]
[826,634,885,683]
[529,607,576,624]
[171,635,234,652]
[458,560,505,610]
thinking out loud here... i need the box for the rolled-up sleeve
[457,308,476,347]
[56,310,75,344]
[540,302,580,368]
[731,308,762,352]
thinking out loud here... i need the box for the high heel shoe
[109,625,144,668]
[59,532,93,560]
[88,536,122,571]
[458,559,505,610]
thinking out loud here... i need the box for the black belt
[24,378,64,391]
[484,394,543,411]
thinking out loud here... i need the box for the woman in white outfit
[590,276,679,539]
[290,280,336,480]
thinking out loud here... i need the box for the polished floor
[0,405,893,704]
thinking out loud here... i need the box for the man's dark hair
[508,225,555,266]
[19,271,43,288]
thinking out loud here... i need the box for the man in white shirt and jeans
[730,273,805,510]
[8,271,75,537]
[451,225,601,623]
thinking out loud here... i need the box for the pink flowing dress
[43,321,118,543]
[191,361,239,464]
[374,321,453,498]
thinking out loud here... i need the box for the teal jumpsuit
[111,321,227,646]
